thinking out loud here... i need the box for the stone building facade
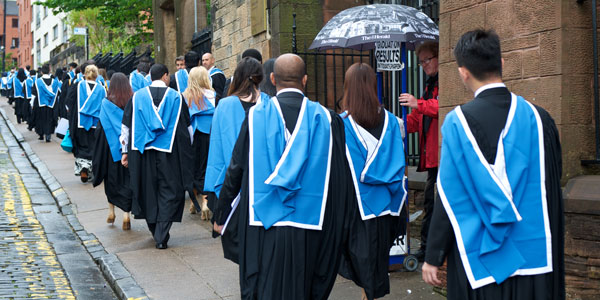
[152,0,368,75]
[438,0,597,182]
[153,0,209,71]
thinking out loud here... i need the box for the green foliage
[4,52,17,70]
[67,8,138,54]
[37,0,153,50]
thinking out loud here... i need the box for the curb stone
[0,107,149,300]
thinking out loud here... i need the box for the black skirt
[92,123,133,212]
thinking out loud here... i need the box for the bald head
[272,54,307,91]
[202,53,215,69]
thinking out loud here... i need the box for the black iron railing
[291,0,439,166]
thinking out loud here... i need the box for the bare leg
[122,211,131,230]
[107,203,115,224]
[201,194,210,221]
[190,189,198,214]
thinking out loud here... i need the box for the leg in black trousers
[146,221,172,249]
[418,167,437,260]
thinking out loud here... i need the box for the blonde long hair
[182,66,213,110]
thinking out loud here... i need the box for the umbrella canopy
[309,4,438,51]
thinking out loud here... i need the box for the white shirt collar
[41,74,51,79]
[276,88,304,96]
[151,80,167,87]
[474,82,506,97]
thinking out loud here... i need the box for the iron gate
[292,0,439,166]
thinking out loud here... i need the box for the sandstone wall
[439,0,598,183]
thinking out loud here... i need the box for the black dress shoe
[45,135,51,142]
[156,243,168,249]
[38,135,43,140]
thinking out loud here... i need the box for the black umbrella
[309,4,438,51]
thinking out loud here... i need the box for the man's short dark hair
[184,51,200,69]
[137,61,151,74]
[29,70,36,76]
[454,29,502,81]
[175,56,184,62]
[41,64,50,75]
[69,62,78,68]
[242,49,262,64]
[26,65,31,71]
[150,63,169,81]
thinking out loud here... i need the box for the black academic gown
[92,120,133,212]
[217,91,355,300]
[337,111,407,300]
[54,78,70,120]
[14,80,28,123]
[211,71,227,102]
[67,81,97,160]
[425,87,565,300]
[192,130,210,194]
[31,77,58,137]
[123,86,194,244]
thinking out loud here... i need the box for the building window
[53,25,58,40]
[12,18,18,28]
[36,7,40,29]
[12,58,17,65]
[62,22,68,43]
[43,33,48,47]
[11,38,18,48]
[43,6,47,18]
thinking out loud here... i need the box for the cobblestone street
[0,134,76,299]
[0,109,116,300]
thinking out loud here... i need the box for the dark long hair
[106,72,133,109]
[259,58,276,97]
[228,57,263,101]
[342,63,381,129]
[16,68,27,82]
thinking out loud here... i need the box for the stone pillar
[563,176,600,299]
[153,0,177,69]
[439,0,598,183]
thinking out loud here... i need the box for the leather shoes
[156,243,168,249]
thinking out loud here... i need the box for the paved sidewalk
[1,98,443,300]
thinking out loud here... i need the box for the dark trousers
[420,167,437,251]
[146,221,173,244]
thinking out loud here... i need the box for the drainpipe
[2,0,6,73]
[194,0,198,33]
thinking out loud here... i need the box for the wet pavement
[0,97,444,300]
[0,107,116,299]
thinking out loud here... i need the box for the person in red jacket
[399,41,438,261]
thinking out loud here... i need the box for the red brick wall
[17,0,33,68]
[0,4,20,70]
[439,0,598,183]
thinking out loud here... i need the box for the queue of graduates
[1,29,565,300]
